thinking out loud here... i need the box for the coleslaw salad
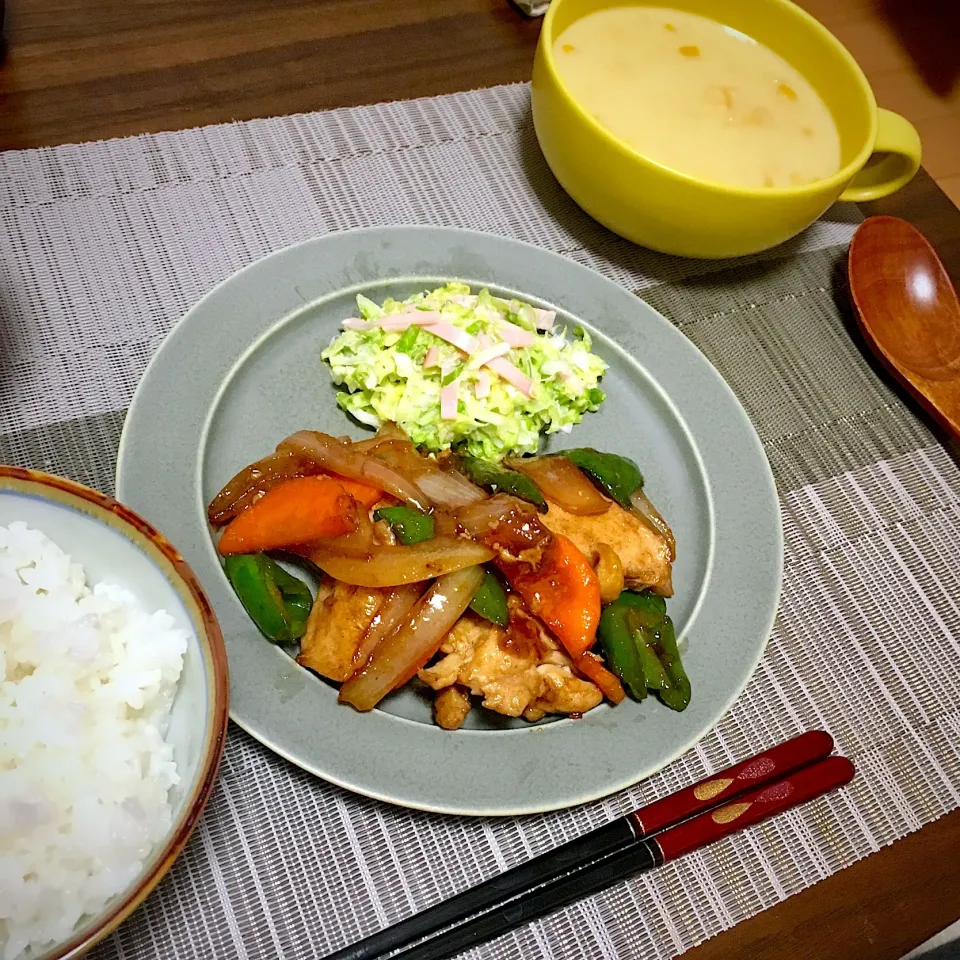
[321,283,608,459]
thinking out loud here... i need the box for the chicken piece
[419,607,604,721]
[441,615,544,717]
[522,664,604,721]
[297,581,385,681]
[434,685,472,730]
[462,628,541,717]
[419,651,464,690]
[540,499,673,596]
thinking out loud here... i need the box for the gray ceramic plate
[117,226,782,816]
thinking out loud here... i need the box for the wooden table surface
[2,2,959,958]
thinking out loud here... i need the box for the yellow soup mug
[531,0,922,258]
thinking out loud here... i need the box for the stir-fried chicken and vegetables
[208,425,690,729]
[207,285,689,728]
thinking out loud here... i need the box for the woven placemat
[1,83,958,960]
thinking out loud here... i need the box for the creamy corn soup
[554,6,842,189]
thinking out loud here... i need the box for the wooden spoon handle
[858,324,960,445]
[849,217,960,446]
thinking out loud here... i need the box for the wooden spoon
[848,215,960,443]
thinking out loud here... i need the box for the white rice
[0,523,189,960]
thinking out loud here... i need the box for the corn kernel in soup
[553,7,841,189]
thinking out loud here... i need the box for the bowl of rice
[0,465,229,960]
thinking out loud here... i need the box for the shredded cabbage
[321,283,607,459]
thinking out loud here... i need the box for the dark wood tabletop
[2,2,959,958]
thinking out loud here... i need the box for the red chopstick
[631,728,834,836]
[388,755,855,960]
[325,731,841,960]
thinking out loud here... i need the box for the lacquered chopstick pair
[325,731,853,960]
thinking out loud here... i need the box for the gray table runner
[1,84,958,960]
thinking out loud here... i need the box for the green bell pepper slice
[610,589,666,628]
[597,589,691,711]
[469,569,509,627]
[373,505,434,545]
[597,601,648,701]
[649,616,691,711]
[560,448,644,508]
[223,553,313,644]
[456,456,548,512]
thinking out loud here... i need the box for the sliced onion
[308,505,380,558]
[455,495,552,561]
[351,422,408,453]
[350,437,388,453]
[370,437,486,508]
[509,457,610,515]
[630,488,677,562]
[365,437,424,475]
[456,495,521,536]
[375,422,409,442]
[306,537,493,587]
[455,495,537,536]
[415,471,485,508]
[207,452,319,526]
[431,508,460,537]
[279,430,429,511]
[339,566,485,711]
[350,583,424,672]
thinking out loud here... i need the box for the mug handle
[839,108,922,203]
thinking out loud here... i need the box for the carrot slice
[503,533,601,658]
[217,476,358,555]
[575,653,626,704]
[330,475,384,509]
